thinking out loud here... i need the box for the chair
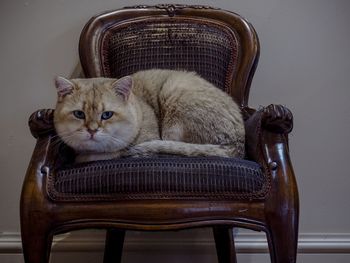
[20,4,299,263]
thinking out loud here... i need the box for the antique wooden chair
[20,4,299,263]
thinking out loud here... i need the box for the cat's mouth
[78,138,102,152]
[85,132,100,142]
[85,137,99,143]
[80,136,100,145]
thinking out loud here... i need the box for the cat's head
[53,76,140,154]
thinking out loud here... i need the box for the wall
[0,0,349,262]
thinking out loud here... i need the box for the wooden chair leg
[266,220,298,263]
[103,229,126,263]
[21,224,53,263]
[213,226,237,263]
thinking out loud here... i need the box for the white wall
[0,0,349,262]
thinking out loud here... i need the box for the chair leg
[213,226,237,263]
[266,220,298,263]
[21,224,53,263]
[103,229,126,263]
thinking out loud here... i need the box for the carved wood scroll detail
[29,109,55,138]
[124,4,219,17]
[262,104,293,134]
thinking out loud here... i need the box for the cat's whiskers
[53,131,86,149]
[97,133,130,151]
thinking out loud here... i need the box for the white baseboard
[1,231,350,254]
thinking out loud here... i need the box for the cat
[53,69,245,163]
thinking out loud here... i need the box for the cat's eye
[101,111,114,120]
[73,110,85,119]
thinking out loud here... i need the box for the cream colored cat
[54,69,245,163]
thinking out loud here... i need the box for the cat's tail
[126,140,244,158]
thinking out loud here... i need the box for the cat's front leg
[122,141,164,157]
[122,140,241,158]
[75,152,123,163]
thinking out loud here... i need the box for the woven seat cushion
[47,156,269,201]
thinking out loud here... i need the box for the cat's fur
[53,69,245,163]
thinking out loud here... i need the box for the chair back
[79,4,259,107]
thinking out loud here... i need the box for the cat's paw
[122,144,155,158]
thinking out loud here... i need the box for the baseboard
[1,231,350,254]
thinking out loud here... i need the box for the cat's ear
[55,76,74,97]
[112,76,133,101]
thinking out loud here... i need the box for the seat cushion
[47,156,269,201]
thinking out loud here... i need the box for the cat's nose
[87,128,98,136]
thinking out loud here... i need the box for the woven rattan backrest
[79,4,259,107]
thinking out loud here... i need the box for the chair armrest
[29,109,55,138]
[259,109,299,224]
[21,136,53,218]
[22,109,70,212]
[23,109,56,193]
[244,104,298,214]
